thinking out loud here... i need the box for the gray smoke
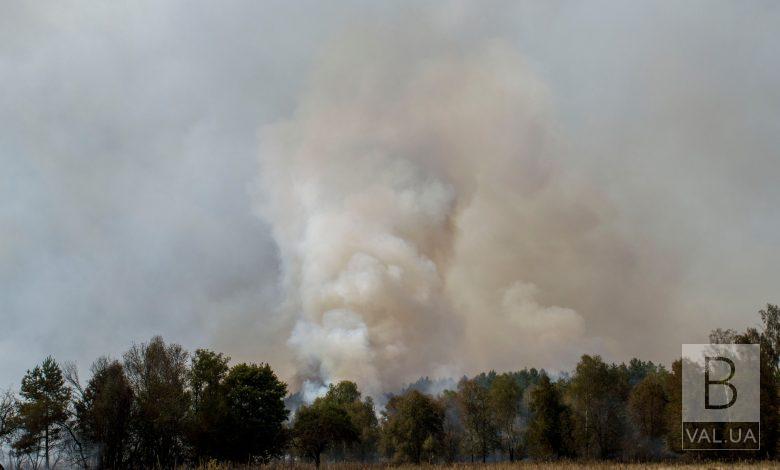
[257,30,613,396]
[2,1,779,396]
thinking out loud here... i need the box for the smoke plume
[257,31,611,396]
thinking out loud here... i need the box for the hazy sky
[1,1,778,391]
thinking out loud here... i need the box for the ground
[200,462,780,470]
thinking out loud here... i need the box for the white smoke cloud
[257,32,598,394]
[501,282,584,342]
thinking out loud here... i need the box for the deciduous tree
[0,390,18,465]
[567,355,629,459]
[458,379,498,462]
[293,400,357,468]
[188,349,230,462]
[123,336,190,468]
[526,374,573,459]
[489,373,523,461]
[628,372,668,440]
[74,358,133,469]
[222,363,288,463]
[322,381,378,462]
[381,390,444,464]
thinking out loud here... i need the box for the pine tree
[14,356,71,470]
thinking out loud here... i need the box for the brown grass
[196,461,780,470]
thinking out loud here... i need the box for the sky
[1,1,778,394]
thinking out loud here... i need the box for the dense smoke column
[257,36,590,398]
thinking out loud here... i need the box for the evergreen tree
[14,357,71,470]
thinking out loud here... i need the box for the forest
[0,304,777,469]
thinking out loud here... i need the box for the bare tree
[123,336,190,468]
[0,390,18,469]
[60,362,89,469]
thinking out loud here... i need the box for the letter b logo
[682,344,760,450]
[704,356,737,409]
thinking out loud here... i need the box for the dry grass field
[196,462,780,470]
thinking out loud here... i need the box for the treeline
[0,305,778,468]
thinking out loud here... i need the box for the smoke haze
[258,33,598,394]
[2,1,779,396]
